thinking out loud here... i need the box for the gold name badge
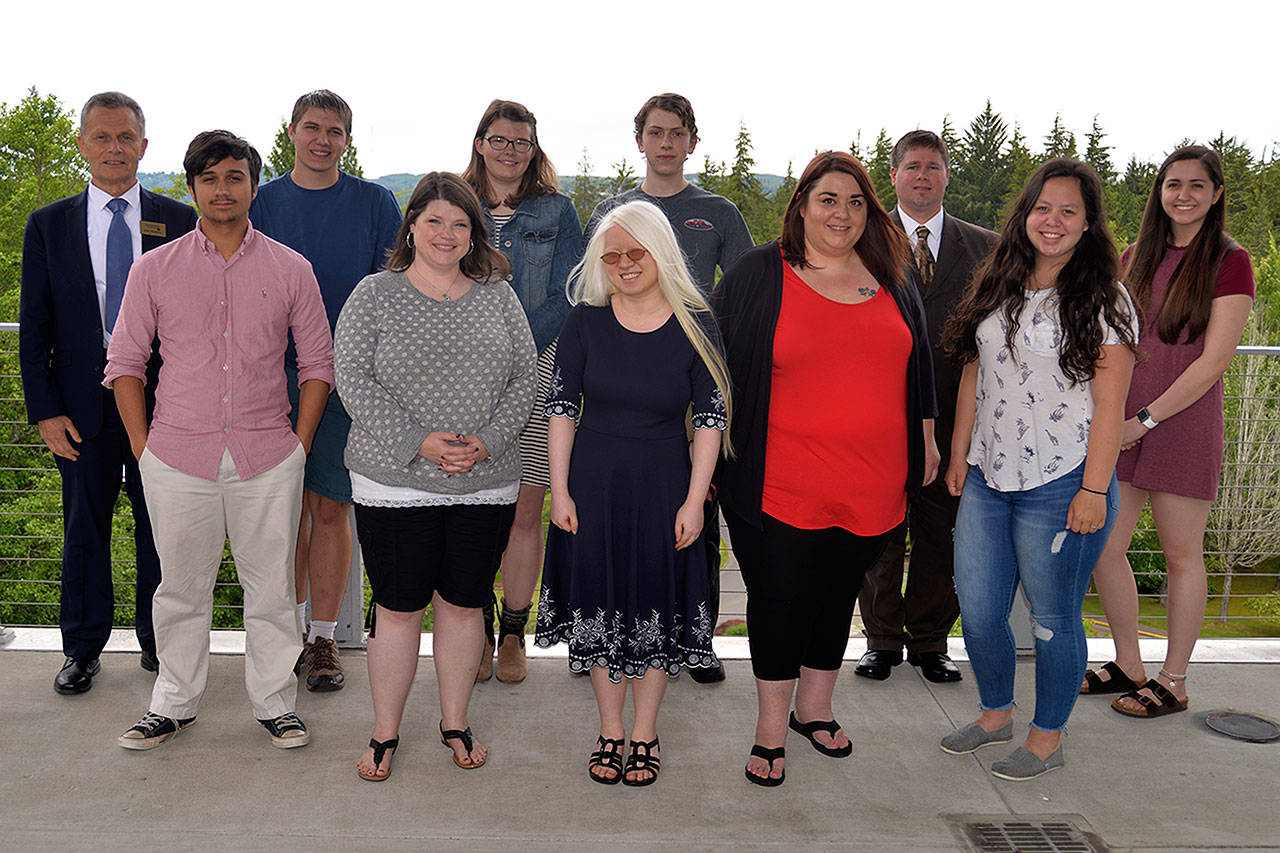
[140,221,167,237]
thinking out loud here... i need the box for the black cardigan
[712,241,938,530]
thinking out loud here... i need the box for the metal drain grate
[953,817,1108,852]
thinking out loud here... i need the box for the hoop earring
[406,232,415,248]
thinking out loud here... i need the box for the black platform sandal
[440,721,487,768]
[588,735,625,785]
[357,736,399,782]
[621,737,661,787]
[745,744,785,787]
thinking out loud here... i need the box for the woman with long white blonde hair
[534,200,730,787]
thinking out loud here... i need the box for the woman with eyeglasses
[463,100,585,684]
[534,201,730,786]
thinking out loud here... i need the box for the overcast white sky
[3,0,1272,180]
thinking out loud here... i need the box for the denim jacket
[483,191,584,352]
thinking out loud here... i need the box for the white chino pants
[139,444,305,720]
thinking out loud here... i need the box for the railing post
[334,505,365,648]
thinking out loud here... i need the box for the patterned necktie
[105,197,133,334]
[913,224,935,289]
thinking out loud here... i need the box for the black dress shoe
[853,650,902,680]
[54,657,101,695]
[906,651,963,683]
[140,649,159,673]
[689,658,726,684]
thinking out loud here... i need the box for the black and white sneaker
[258,712,310,748]
[118,712,195,750]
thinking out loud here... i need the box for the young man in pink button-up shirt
[105,130,334,751]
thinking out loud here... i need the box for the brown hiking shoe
[304,636,344,692]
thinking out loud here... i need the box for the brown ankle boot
[475,635,495,683]
[496,601,530,683]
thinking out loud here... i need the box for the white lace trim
[544,400,580,419]
[691,412,727,430]
[351,472,519,507]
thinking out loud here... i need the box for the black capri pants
[723,505,890,681]
[355,502,517,632]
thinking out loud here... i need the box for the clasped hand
[418,431,488,475]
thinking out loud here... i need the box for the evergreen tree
[605,159,638,196]
[1043,114,1077,159]
[952,100,1009,229]
[696,155,727,197]
[939,115,961,166]
[1084,115,1116,182]
[849,130,864,160]
[726,122,771,241]
[1000,124,1039,227]
[570,148,603,228]
[1212,132,1261,252]
[264,121,292,181]
[1110,156,1158,248]
[866,129,894,209]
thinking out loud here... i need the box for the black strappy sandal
[621,737,661,787]
[788,711,853,758]
[439,721,487,768]
[357,736,399,781]
[745,745,785,787]
[588,735,625,785]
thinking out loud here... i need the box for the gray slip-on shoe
[989,745,1064,781]
[939,722,1014,755]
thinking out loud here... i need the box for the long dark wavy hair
[778,151,909,287]
[943,158,1137,384]
[1123,145,1235,345]
[385,172,510,281]
[461,99,560,209]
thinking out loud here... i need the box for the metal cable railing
[2,321,1278,636]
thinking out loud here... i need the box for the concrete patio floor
[1,637,1278,852]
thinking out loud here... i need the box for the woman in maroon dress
[1081,146,1254,717]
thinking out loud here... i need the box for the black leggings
[723,505,890,681]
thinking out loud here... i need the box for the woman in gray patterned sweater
[335,172,536,782]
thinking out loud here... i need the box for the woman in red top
[715,152,938,786]
[1081,146,1254,717]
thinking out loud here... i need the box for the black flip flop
[789,711,852,758]
[745,744,785,787]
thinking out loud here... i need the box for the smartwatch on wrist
[1136,407,1158,430]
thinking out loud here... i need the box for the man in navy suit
[19,92,197,695]
[855,131,997,684]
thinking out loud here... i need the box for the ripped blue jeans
[953,463,1118,732]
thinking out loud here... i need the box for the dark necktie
[913,224,935,289]
[105,197,133,334]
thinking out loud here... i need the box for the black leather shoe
[689,658,726,684]
[54,657,100,695]
[140,649,159,673]
[907,651,963,683]
[853,650,902,680]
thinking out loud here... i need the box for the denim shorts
[286,365,353,503]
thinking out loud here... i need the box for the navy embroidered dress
[534,303,725,681]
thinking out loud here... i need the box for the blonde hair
[569,201,733,456]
